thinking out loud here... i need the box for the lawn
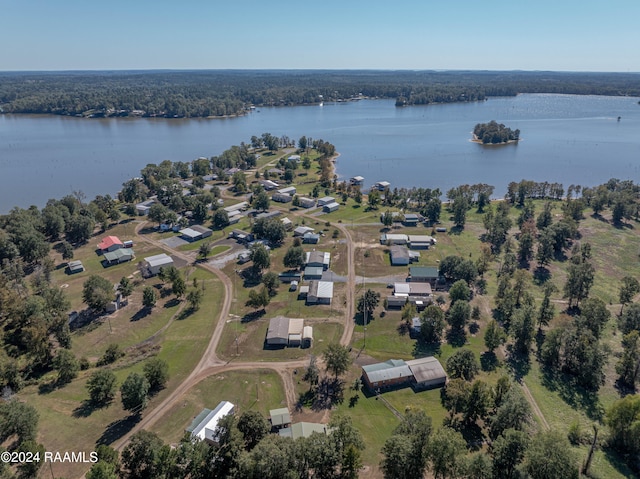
[217,317,343,361]
[19,267,224,479]
[151,369,287,445]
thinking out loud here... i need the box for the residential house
[317,196,336,207]
[294,226,314,237]
[380,233,409,245]
[409,266,440,286]
[374,181,391,191]
[144,253,174,277]
[269,408,291,429]
[406,357,447,389]
[223,202,249,215]
[279,272,303,283]
[362,359,413,390]
[408,235,436,249]
[255,211,282,220]
[350,176,364,186]
[272,192,292,203]
[322,202,339,213]
[103,248,135,265]
[180,225,213,242]
[135,199,155,216]
[302,232,320,244]
[361,357,446,391]
[305,251,330,270]
[281,217,293,230]
[304,266,324,280]
[186,401,236,445]
[298,197,316,209]
[229,230,254,243]
[389,245,410,266]
[279,422,327,440]
[403,213,421,227]
[266,316,305,347]
[259,179,279,190]
[277,186,297,196]
[288,155,301,162]
[306,280,333,304]
[98,236,124,253]
[394,282,432,297]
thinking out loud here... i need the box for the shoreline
[471,133,520,146]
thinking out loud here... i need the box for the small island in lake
[472,120,520,144]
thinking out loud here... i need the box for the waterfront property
[186,401,236,445]
[375,181,391,191]
[350,176,365,185]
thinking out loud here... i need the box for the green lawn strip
[320,200,381,223]
[334,389,401,470]
[151,370,286,445]
[217,317,343,362]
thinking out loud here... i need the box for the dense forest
[473,121,521,144]
[1,70,639,118]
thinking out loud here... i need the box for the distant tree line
[1,70,640,118]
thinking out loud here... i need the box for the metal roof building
[307,281,333,304]
[186,401,235,444]
[279,422,328,440]
[362,359,413,390]
[406,357,447,389]
[269,407,291,428]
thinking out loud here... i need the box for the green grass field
[151,369,287,444]
[21,267,224,479]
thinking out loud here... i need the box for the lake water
[1,94,639,213]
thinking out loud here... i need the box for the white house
[186,401,236,444]
[317,196,336,207]
[144,253,174,276]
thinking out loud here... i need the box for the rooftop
[98,236,123,250]
[410,266,439,278]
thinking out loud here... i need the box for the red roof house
[98,236,124,253]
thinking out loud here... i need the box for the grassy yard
[151,369,287,445]
[19,268,224,479]
[217,318,343,362]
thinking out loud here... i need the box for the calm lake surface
[1,94,639,213]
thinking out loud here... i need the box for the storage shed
[186,401,236,445]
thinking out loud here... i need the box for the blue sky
[1,0,638,71]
